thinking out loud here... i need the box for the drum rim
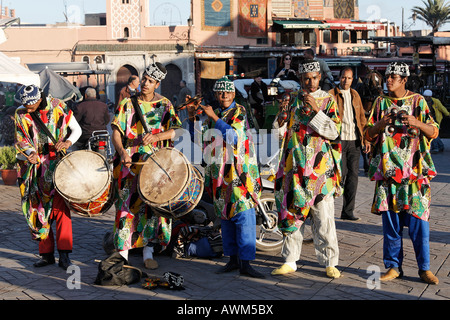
[150,165,205,219]
[138,147,192,205]
[53,150,112,203]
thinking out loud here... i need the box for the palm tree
[412,0,450,35]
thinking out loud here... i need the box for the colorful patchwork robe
[365,93,438,221]
[201,103,262,220]
[275,90,342,233]
[15,97,73,240]
[111,94,181,251]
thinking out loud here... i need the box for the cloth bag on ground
[95,252,145,286]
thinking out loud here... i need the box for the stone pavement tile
[1,140,449,301]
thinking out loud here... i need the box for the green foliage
[0,146,17,170]
[412,0,450,34]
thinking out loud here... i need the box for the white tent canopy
[0,51,40,86]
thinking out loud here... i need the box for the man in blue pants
[187,76,264,278]
[364,62,439,284]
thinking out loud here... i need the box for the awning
[324,58,362,67]
[370,36,450,47]
[27,62,111,76]
[0,51,40,86]
[273,20,329,29]
[325,20,384,31]
[273,20,384,30]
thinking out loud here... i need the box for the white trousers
[281,196,339,267]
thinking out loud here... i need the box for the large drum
[53,150,114,217]
[138,147,204,219]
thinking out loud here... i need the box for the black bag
[94,252,146,286]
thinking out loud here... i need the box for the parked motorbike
[88,130,113,161]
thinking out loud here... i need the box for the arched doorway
[115,64,138,104]
[160,63,182,106]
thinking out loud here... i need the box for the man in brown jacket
[329,67,371,221]
[116,75,140,111]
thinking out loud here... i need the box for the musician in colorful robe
[272,60,342,279]
[364,62,439,284]
[187,76,264,278]
[111,62,182,269]
[15,84,82,270]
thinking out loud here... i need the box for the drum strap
[129,95,171,179]
[30,111,66,156]
[130,95,150,134]
[30,111,58,144]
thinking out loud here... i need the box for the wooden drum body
[53,150,114,217]
[138,147,204,219]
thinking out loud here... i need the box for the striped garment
[339,88,357,141]
[111,94,181,251]
[201,103,262,220]
[275,89,342,233]
[365,93,438,221]
[15,97,73,240]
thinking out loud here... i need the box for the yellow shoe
[419,270,439,285]
[271,264,296,275]
[144,258,158,270]
[326,266,341,279]
[380,268,402,281]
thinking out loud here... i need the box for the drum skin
[138,148,204,219]
[53,150,113,217]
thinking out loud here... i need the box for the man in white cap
[15,84,82,270]
[364,61,440,284]
[423,89,449,153]
[272,59,342,279]
[111,62,182,270]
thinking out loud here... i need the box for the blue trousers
[221,208,256,261]
[382,211,430,271]
[431,136,444,152]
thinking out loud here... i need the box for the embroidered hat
[213,76,235,92]
[385,62,410,77]
[17,84,42,106]
[144,62,167,82]
[298,59,320,74]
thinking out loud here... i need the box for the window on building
[323,30,331,43]
[257,38,268,45]
[95,56,103,64]
[124,27,129,38]
[122,0,130,4]
[351,31,358,43]
[275,30,316,47]
[343,30,350,43]
[331,30,339,43]
[82,56,90,64]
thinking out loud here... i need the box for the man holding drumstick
[111,62,181,269]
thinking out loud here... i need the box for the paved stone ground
[0,140,449,307]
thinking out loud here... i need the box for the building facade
[0,0,447,105]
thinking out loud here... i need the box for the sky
[4,0,449,31]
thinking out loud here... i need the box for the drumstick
[147,145,174,182]
[15,143,40,163]
[125,155,174,182]
[124,161,148,165]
